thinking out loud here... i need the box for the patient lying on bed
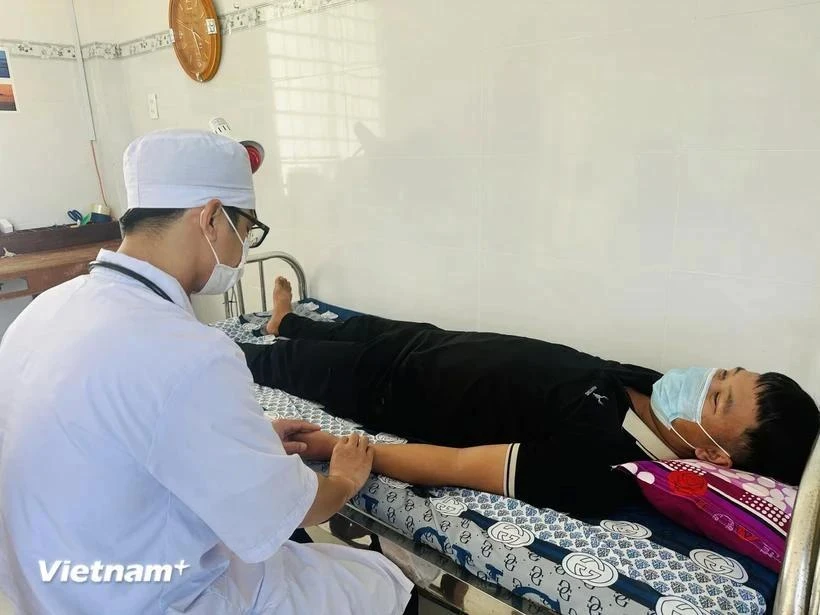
[238,278,819,516]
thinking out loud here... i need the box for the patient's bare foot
[266,277,293,336]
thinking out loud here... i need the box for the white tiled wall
[75,0,820,398]
[0,0,79,43]
[0,0,104,333]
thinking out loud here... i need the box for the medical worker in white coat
[0,129,413,614]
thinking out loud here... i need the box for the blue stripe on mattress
[460,508,665,610]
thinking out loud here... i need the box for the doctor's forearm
[300,473,356,527]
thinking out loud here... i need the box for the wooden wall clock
[169,0,222,82]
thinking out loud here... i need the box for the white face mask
[651,367,731,459]
[195,208,249,296]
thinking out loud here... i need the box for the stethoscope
[88,261,174,304]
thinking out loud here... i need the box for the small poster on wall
[0,49,18,112]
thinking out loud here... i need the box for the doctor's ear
[198,199,224,239]
[694,447,731,468]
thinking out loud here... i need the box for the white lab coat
[0,250,412,615]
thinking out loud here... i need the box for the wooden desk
[0,240,120,301]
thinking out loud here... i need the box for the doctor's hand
[291,430,339,461]
[300,433,375,527]
[329,433,375,496]
[271,419,321,455]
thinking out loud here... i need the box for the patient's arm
[374,442,507,494]
[294,430,507,496]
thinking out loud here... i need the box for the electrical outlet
[148,93,159,120]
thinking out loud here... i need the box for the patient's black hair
[119,206,240,236]
[737,372,819,485]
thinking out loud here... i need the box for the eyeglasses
[232,208,270,249]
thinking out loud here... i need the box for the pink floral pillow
[618,459,796,572]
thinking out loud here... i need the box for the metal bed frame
[223,251,308,317]
[227,251,820,615]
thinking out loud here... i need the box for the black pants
[239,314,440,434]
[239,312,657,446]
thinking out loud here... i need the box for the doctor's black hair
[119,207,241,236]
[735,372,819,486]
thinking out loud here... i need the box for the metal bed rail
[230,252,820,614]
[223,251,308,318]
[774,433,820,615]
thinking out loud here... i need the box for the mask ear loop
[692,368,731,460]
[699,425,732,460]
[670,425,699,452]
[200,208,222,266]
[670,424,732,460]
[221,207,244,244]
[221,208,250,267]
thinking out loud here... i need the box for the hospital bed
[217,251,820,615]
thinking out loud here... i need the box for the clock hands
[175,19,208,58]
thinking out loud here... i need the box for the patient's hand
[292,430,340,461]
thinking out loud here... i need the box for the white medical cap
[123,129,256,211]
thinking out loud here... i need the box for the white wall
[0,0,79,43]
[0,0,104,334]
[75,0,820,398]
[75,0,237,43]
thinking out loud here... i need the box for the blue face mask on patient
[650,367,731,459]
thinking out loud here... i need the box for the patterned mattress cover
[213,301,778,615]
